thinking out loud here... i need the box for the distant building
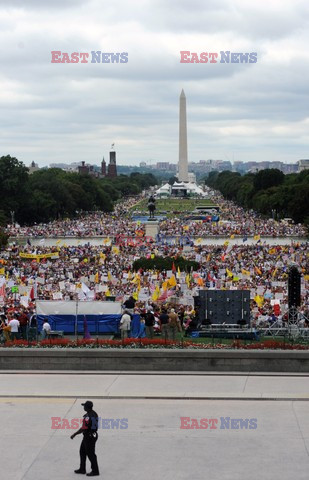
[281,163,298,174]
[101,157,106,177]
[298,159,309,172]
[156,162,170,171]
[78,161,90,175]
[188,172,196,183]
[107,150,117,178]
[232,161,298,175]
[28,161,39,174]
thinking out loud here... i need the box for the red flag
[158,290,168,302]
[0,283,5,299]
[30,287,35,300]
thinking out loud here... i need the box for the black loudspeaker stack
[194,290,250,325]
[288,266,301,308]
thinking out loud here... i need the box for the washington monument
[178,89,189,182]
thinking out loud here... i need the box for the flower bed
[1,338,308,350]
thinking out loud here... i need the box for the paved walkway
[1,373,309,479]
[1,372,309,399]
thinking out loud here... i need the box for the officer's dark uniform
[74,401,100,476]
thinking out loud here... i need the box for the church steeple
[101,157,106,176]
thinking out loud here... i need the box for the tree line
[205,168,309,226]
[0,155,157,225]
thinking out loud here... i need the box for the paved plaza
[1,372,309,480]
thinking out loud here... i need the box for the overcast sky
[1,0,309,167]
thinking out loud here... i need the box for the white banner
[36,300,122,316]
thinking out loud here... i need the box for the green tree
[0,155,29,222]
[253,169,284,191]
[168,176,178,185]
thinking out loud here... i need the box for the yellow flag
[254,295,264,307]
[152,285,160,301]
[103,238,110,244]
[230,234,235,239]
[304,275,309,281]
[226,268,234,278]
[186,274,191,288]
[254,234,260,241]
[131,274,140,284]
[162,280,168,291]
[241,269,251,276]
[107,271,112,281]
[196,238,202,244]
[112,246,119,255]
[224,240,229,247]
[168,275,177,288]
[0,268,4,275]
[99,252,106,261]
[132,291,139,300]
[94,272,99,283]
[105,289,111,297]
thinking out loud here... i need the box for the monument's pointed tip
[180,89,185,97]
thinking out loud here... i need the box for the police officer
[71,400,100,476]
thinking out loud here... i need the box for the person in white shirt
[42,320,51,339]
[8,317,20,341]
[119,311,131,339]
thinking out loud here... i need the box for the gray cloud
[0,0,309,167]
[0,0,88,8]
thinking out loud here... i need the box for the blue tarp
[37,313,141,336]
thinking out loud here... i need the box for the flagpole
[75,294,78,341]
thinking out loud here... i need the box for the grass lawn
[131,198,215,215]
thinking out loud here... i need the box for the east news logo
[180,417,258,429]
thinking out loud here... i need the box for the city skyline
[1,0,309,167]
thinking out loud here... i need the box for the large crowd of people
[5,193,307,240]
[5,196,145,238]
[159,196,307,237]
[0,190,308,342]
